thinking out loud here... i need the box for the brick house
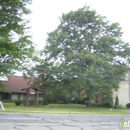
[0,76,43,104]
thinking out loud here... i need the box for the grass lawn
[0,102,130,114]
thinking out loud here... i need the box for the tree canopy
[0,0,35,79]
[34,5,130,105]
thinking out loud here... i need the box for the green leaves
[38,5,130,102]
[0,0,35,78]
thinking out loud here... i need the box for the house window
[2,93,9,100]
[20,94,25,100]
[11,94,18,100]
[29,94,35,100]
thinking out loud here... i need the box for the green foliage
[114,95,119,108]
[73,97,86,104]
[102,103,113,108]
[115,105,126,109]
[58,98,70,104]
[85,101,92,107]
[0,81,5,91]
[44,101,49,106]
[35,5,130,104]
[101,89,114,108]
[91,103,101,107]
[15,101,21,106]
[0,0,35,79]
[126,103,130,109]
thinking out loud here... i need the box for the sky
[30,0,130,49]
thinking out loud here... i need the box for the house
[113,73,130,107]
[0,76,43,105]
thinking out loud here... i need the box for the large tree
[0,0,34,90]
[37,5,130,105]
[0,0,35,80]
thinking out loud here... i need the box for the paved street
[0,113,130,130]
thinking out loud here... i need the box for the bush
[91,103,101,107]
[58,99,69,104]
[85,100,92,107]
[63,99,70,104]
[126,103,130,109]
[74,97,86,104]
[102,94,114,108]
[115,105,126,109]
[114,95,119,108]
[15,101,21,106]
[102,103,113,108]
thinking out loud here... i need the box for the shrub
[102,103,113,108]
[85,100,92,107]
[63,99,70,104]
[91,103,101,107]
[44,101,49,105]
[102,93,114,108]
[114,95,119,108]
[115,105,126,109]
[15,101,21,106]
[58,99,69,104]
[74,97,85,104]
[126,103,130,109]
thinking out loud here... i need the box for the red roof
[2,76,35,93]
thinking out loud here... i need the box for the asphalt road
[0,113,130,130]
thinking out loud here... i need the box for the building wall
[113,74,130,107]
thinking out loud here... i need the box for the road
[0,113,130,130]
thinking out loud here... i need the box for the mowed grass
[0,102,130,114]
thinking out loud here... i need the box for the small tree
[114,95,119,108]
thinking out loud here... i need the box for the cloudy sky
[30,0,130,49]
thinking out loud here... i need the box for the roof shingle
[2,76,35,93]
